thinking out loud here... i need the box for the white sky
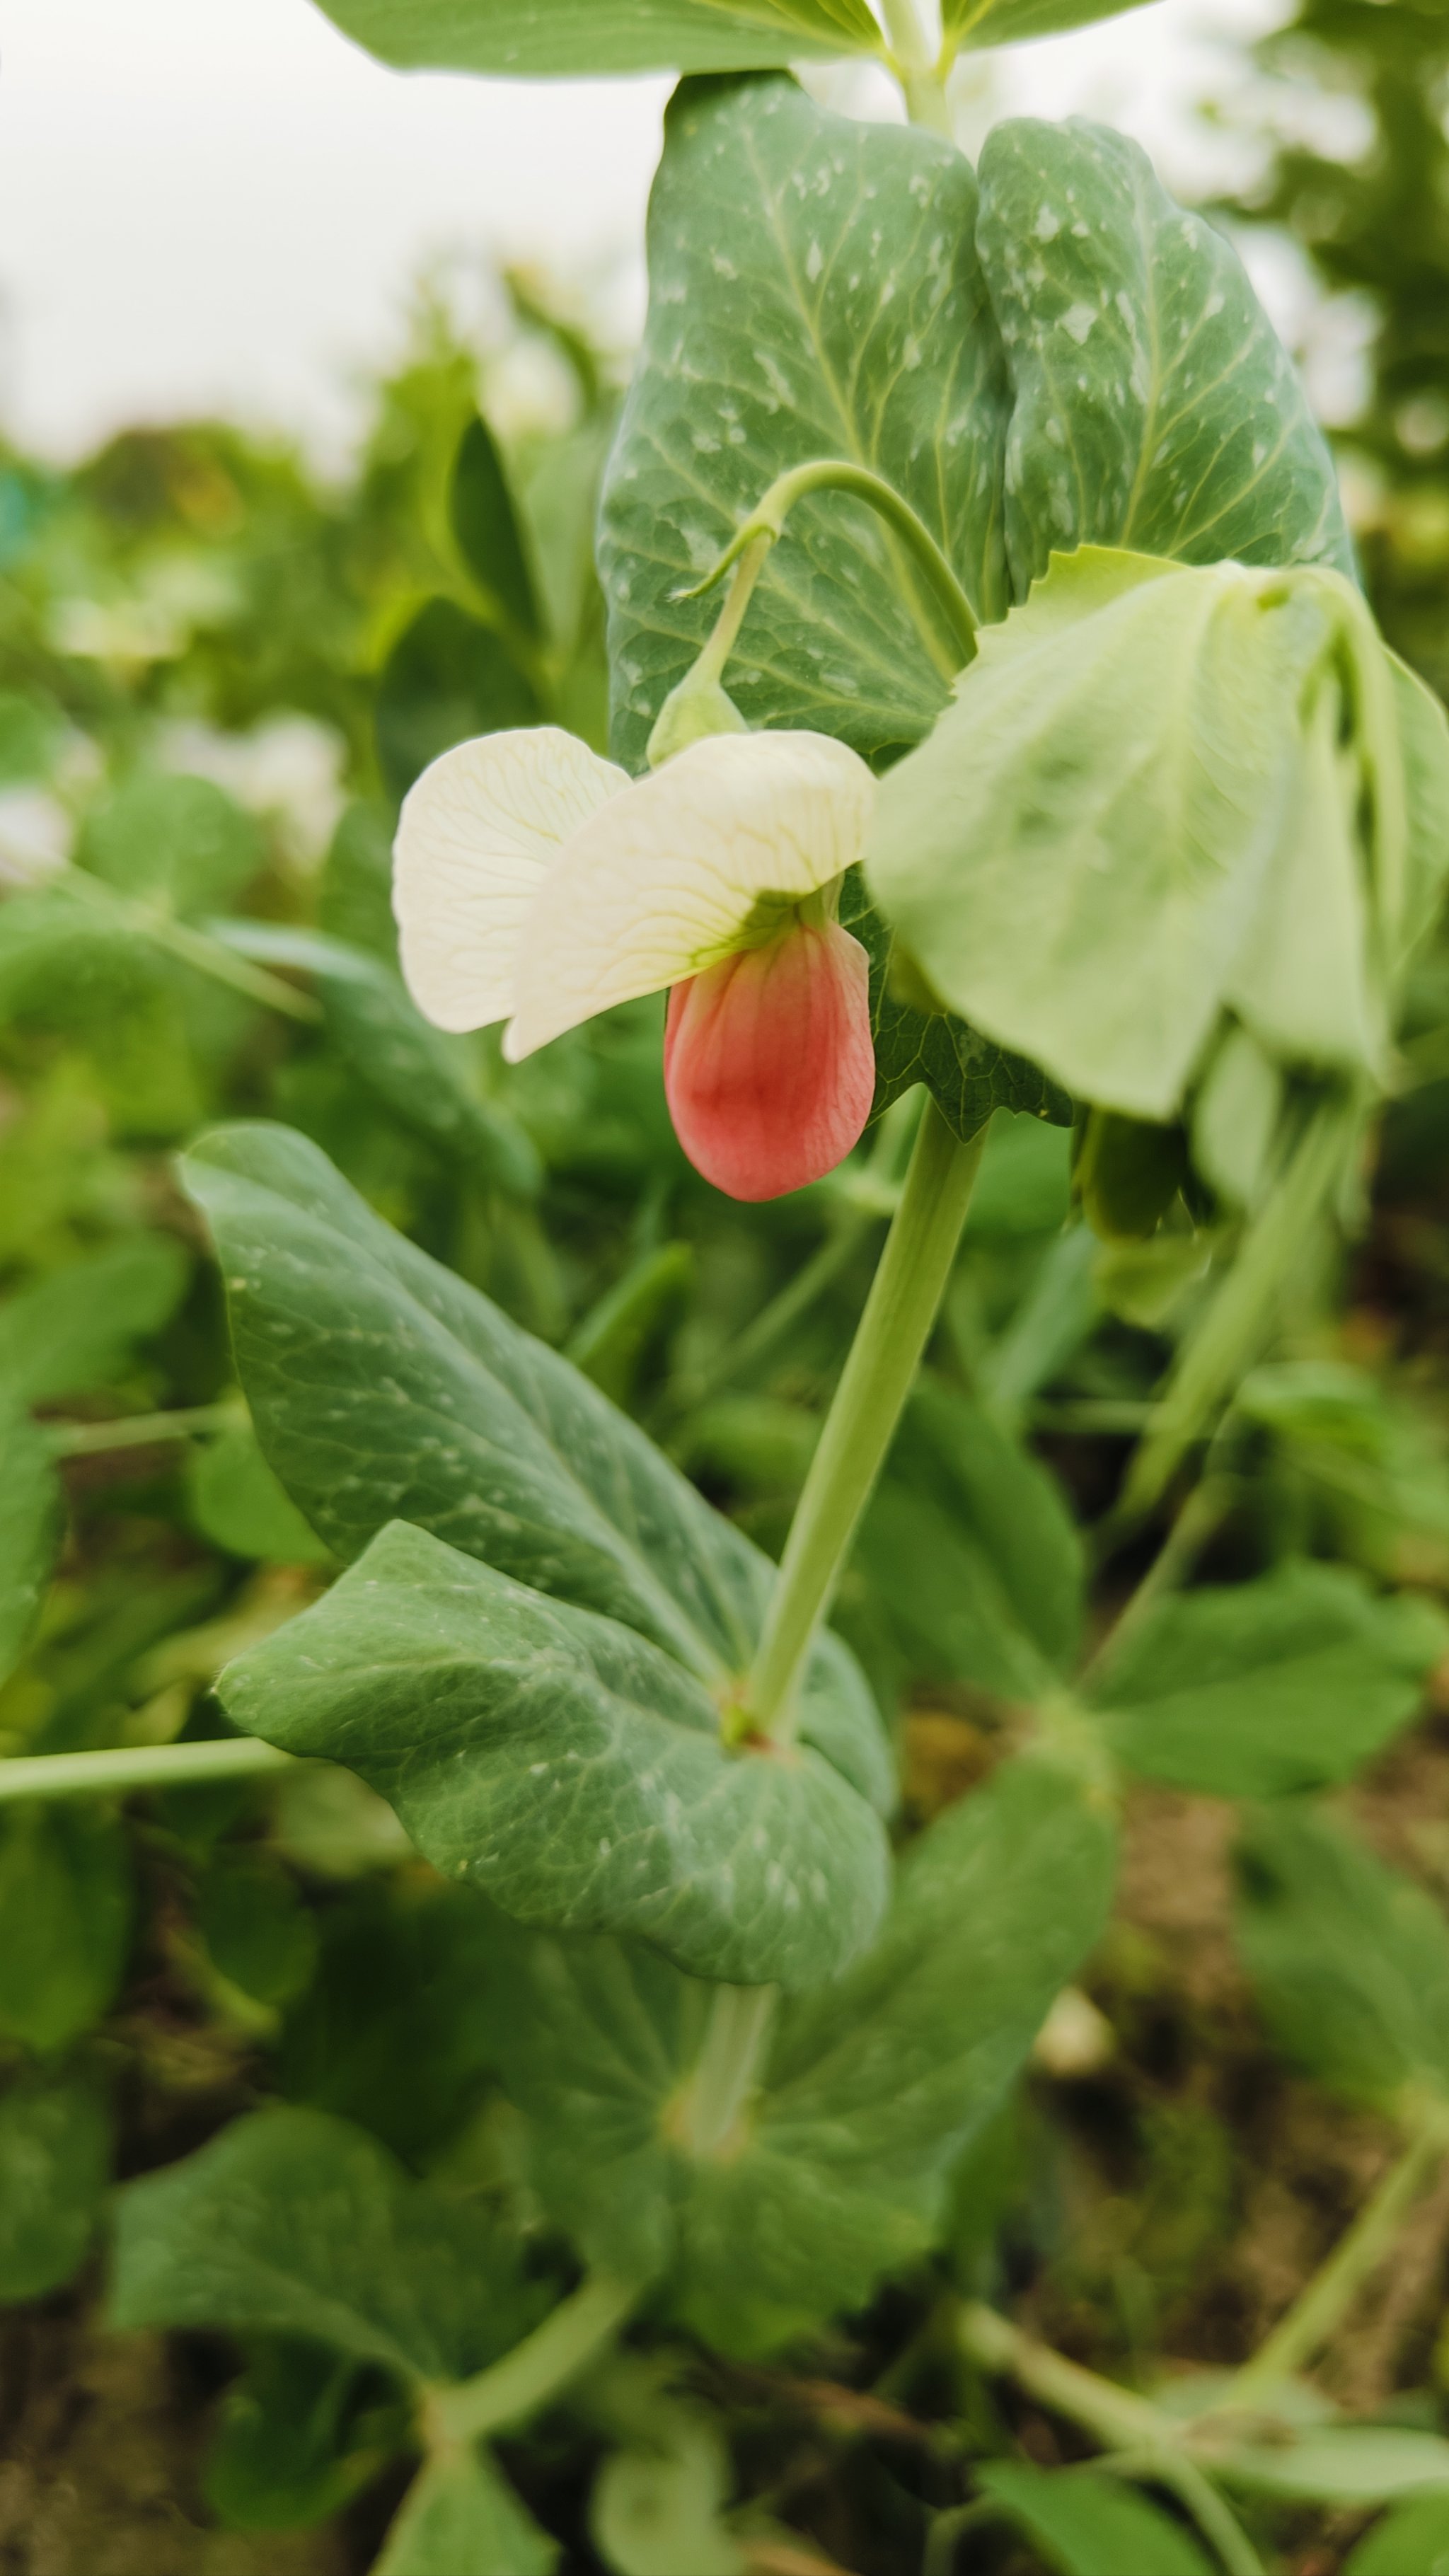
[0,0,1300,463]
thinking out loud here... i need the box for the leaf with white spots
[599,74,1012,769]
[180,1122,890,1825]
[219,1519,890,1990]
[976,118,1355,594]
[482,1754,1117,2352]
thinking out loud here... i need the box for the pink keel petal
[663,922,875,1203]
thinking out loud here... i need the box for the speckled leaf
[181,1124,890,1820]
[600,75,1010,770]
[110,2106,543,2387]
[839,872,1071,1143]
[219,1520,889,1990]
[306,0,882,78]
[485,1755,1116,2352]
[976,117,1354,595]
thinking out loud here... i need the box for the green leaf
[972,2463,1213,2576]
[0,1232,189,1402]
[1344,2493,1449,2574]
[203,2338,389,2535]
[1213,2425,1449,2505]
[839,873,1072,1145]
[854,1380,1085,1698]
[0,878,158,1020]
[77,773,264,918]
[307,0,882,77]
[376,2447,558,2576]
[599,74,1010,771]
[210,921,542,1195]
[375,597,540,803]
[1389,650,1449,958]
[976,117,1354,593]
[0,1806,133,2054]
[187,1425,334,1566]
[1235,1804,1449,2110]
[110,2106,545,2385]
[0,1405,61,1683]
[180,1122,891,1821]
[451,416,543,641]
[320,800,400,961]
[0,2065,111,2304]
[198,1850,318,2007]
[220,1518,888,1990]
[1089,1563,1448,1798]
[593,2419,743,2576]
[866,548,1349,1121]
[487,1754,1116,2352]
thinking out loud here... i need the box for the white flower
[393,724,879,1201]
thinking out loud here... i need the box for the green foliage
[0,1231,188,1399]
[0,1407,60,1682]
[375,2447,558,2576]
[971,2463,1213,2575]
[1345,2493,1449,2575]
[376,596,540,802]
[485,1755,1115,2351]
[1089,1562,1448,1798]
[600,75,1010,769]
[187,1425,333,1566]
[0,2065,111,2303]
[0,1806,132,2053]
[77,772,263,916]
[220,1517,890,1988]
[305,0,882,77]
[202,2338,392,2534]
[1235,1804,1449,2110]
[197,1848,318,2006]
[110,2105,545,2384]
[451,415,544,642]
[975,116,1353,591]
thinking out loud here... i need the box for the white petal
[504,731,875,1060]
[393,727,629,1032]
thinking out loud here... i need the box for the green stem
[957,2301,1170,2456]
[0,1737,293,1805]
[877,0,954,134]
[1118,1095,1355,1527]
[1152,2458,1267,2576]
[684,460,978,668]
[1081,1469,1237,1687]
[748,1101,985,1741]
[47,1402,243,1457]
[680,1982,779,2158]
[429,2272,639,2447]
[1229,2115,1449,2398]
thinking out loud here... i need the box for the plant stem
[46,1402,242,1457]
[1151,2457,1267,2576]
[685,460,978,666]
[958,2301,1170,2454]
[429,2272,639,2447]
[680,1981,779,2159]
[1229,2115,1449,2398]
[877,0,954,134]
[1118,1094,1355,1527]
[0,1736,293,1806]
[1081,1470,1237,1688]
[748,1101,985,1741]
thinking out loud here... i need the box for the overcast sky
[0,0,1289,461]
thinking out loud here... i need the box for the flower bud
[663,917,874,1201]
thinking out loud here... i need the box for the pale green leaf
[1090,1563,1448,1799]
[180,1123,890,1818]
[0,1806,133,2055]
[1344,2493,1449,2575]
[187,1424,333,1567]
[972,2463,1213,2575]
[947,0,1159,44]
[0,2067,110,2304]
[867,548,1343,1120]
[110,2105,543,2386]
[486,1754,1116,2352]
[78,773,263,918]
[219,1518,888,1990]
[376,2447,558,2576]
[0,1406,60,1683]
[1235,1805,1449,2109]
[976,117,1354,591]
[308,0,882,78]
[600,75,1010,769]
[1215,2426,1449,2505]
[0,1232,189,1402]
[1390,652,1449,958]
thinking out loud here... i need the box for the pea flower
[392,724,878,1202]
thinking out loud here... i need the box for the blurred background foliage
[5,21,1449,2570]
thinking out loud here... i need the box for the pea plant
[6,1,1449,2571]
